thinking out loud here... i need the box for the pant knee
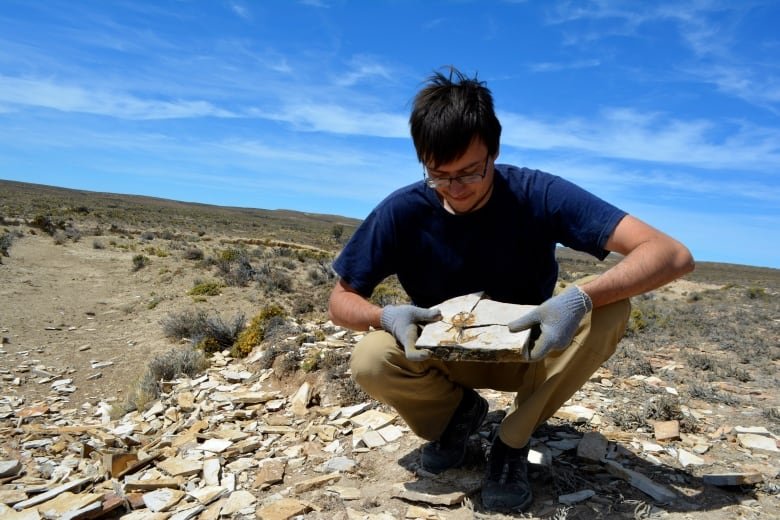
[350,331,398,395]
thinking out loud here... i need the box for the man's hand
[508,285,592,361]
[380,305,442,361]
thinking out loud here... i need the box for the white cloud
[0,76,235,120]
[255,102,408,138]
[229,2,252,20]
[500,107,780,171]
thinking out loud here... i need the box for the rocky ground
[1,213,779,519]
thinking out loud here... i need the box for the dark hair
[409,66,501,168]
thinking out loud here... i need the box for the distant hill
[1,178,777,289]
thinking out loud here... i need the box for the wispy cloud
[0,76,234,119]
[253,102,408,137]
[500,107,780,171]
[529,59,601,72]
[229,2,252,20]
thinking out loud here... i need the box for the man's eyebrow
[428,159,483,175]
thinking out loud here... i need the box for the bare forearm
[581,235,694,308]
[328,281,383,331]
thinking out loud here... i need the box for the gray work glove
[508,285,592,361]
[380,305,442,361]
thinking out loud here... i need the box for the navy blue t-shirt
[333,165,627,308]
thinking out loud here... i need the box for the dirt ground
[1,228,779,519]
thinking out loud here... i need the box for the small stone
[703,472,764,487]
[157,457,202,477]
[142,488,185,512]
[292,473,341,494]
[0,460,22,478]
[677,449,706,467]
[219,490,256,516]
[577,432,608,462]
[350,409,396,430]
[738,433,779,452]
[200,438,233,453]
[255,498,312,520]
[558,489,595,505]
[252,459,286,490]
[290,382,312,416]
[654,420,680,441]
[553,405,595,423]
[188,486,227,505]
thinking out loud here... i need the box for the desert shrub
[64,226,81,242]
[183,247,204,260]
[92,239,105,250]
[159,230,175,240]
[746,286,766,299]
[222,259,255,287]
[144,246,169,257]
[280,259,296,270]
[231,304,287,358]
[0,232,13,257]
[331,224,344,242]
[260,269,293,293]
[219,247,243,262]
[307,261,335,286]
[370,281,408,306]
[124,346,208,412]
[162,309,210,340]
[685,352,713,371]
[132,254,150,271]
[31,214,58,235]
[52,230,67,245]
[293,296,315,314]
[140,231,156,241]
[189,280,221,296]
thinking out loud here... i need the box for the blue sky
[1,1,778,268]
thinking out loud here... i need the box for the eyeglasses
[423,155,489,189]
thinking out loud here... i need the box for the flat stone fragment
[558,489,596,505]
[14,477,93,511]
[361,430,387,448]
[738,433,779,452]
[202,458,221,486]
[37,491,103,518]
[391,482,466,506]
[120,511,169,520]
[417,293,535,362]
[326,486,361,500]
[702,472,764,486]
[604,460,677,504]
[378,425,404,443]
[0,490,28,506]
[157,458,202,477]
[553,405,595,424]
[142,488,185,512]
[654,420,680,441]
[292,473,341,494]
[577,431,608,462]
[200,438,232,453]
[0,460,22,478]
[124,479,182,492]
[253,459,286,489]
[168,505,204,520]
[0,504,41,520]
[733,426,775,437]
[290,382,312,416]
[218,490,256,516]
[677,448,706,467]
[188,486,227,505]
[405,505,444,519]
[350,409,396,430]
[255,498,312,520]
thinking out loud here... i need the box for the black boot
[481,435,533,512]
[420,388,488,473]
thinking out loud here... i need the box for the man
[328,67,694,512]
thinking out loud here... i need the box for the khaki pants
[350,280,630,449]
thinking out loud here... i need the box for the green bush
[189,281,221,296]
[132,254,150,271]
[231,304,287,358]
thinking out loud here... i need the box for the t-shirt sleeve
[542,175,627,260]
[332,206,397,298]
